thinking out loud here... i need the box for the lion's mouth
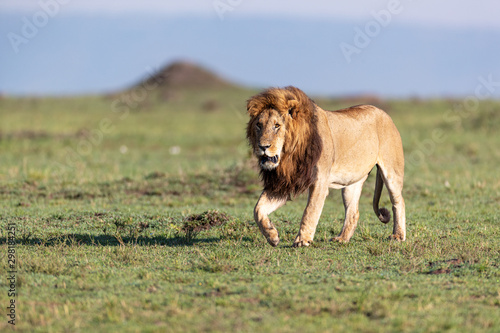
[260,155,279,168]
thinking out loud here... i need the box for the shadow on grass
[0,234,236,247]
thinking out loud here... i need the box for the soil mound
[181,210,232,233]
[141,61,233,90]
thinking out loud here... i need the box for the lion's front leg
[293,183,329,247]
[254,191,287,247]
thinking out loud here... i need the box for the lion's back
[325,104,396,133]
[328,104,386,117]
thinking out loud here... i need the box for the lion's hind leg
[377,163,406,241]
[333,175,368,243]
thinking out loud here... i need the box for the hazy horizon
[2,2,500,98]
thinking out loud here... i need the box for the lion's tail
[373,165,391,224]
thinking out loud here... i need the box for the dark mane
[246,86,323,199]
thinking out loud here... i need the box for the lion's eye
[275,124,281,130]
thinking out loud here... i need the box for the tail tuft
[378,208,391,224]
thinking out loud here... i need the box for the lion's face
[251,109,287,170]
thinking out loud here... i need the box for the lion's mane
[246,86,323,199]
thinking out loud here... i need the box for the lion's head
[246,86,323,198]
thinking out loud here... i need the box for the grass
[0,88,499,332]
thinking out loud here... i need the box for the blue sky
[4,0,500,29]
[1,1,500,97]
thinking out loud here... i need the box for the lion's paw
[263,228,280,247]
[266,236,280,247]
[292,239,312,248]
[330,236,350,243]
[388,234,405,242]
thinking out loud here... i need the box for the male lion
[246,86,406,247]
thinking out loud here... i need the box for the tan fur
[246,86,406,247]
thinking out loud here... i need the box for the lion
[246,86,406,247]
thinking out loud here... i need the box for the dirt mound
[141,61,234,90]
[181,210,232,233]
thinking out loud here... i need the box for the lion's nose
[259,145,271,152]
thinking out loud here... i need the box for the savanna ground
[0,87,499,332]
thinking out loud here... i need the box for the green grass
[0,89,499,332]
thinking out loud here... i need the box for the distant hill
[137,61,236,91]
[114,60,244,108]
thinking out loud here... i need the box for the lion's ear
[287,99,299,118]
[246,100,259,117]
